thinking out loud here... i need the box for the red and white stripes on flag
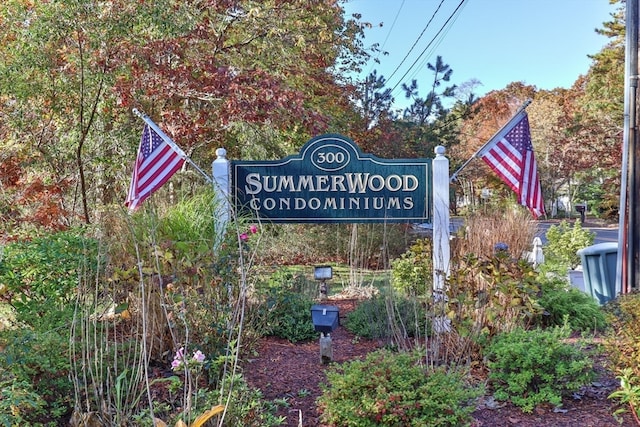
[477,111,545,218]
[125,124,185,212]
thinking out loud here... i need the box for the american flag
[477,112,545,218]
[125,124,185,212]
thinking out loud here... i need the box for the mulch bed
[242,298,635,427]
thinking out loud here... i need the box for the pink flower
[249,224,258,234]
[172,347,186,370]
[175,347,185,359]
[192,350,205,363]
[240,233,248,241]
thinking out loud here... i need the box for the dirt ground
[242,298,636,427]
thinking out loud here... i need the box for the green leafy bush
[0,229,98,325]
[255,270,317,342]
[608,368,640,421]
[344,293,426,340]
[604,291,640,380]
[542,220,595,274]
[130,373,286,427]
[534,277,606,331]
[446,250,544,341]
[0,230,96,425]
[318,349,482,426]
[391,238,432,296]
[484,324,595,413]
[0,327,73,425]
[0,377,47,427]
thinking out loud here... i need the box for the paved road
[536,219,619,245]
[421,217,620,245]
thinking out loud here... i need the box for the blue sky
[342,0,618,110]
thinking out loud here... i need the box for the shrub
[604,291,640,380]
[129,373,285,427]
[542,220,595,274]
[0,378,47,427]
[533,277,606,332]
[608,368,640,422]
[318,349,482,426]
[0,229,98,325]
[0,230,98,425]
[254,269,318,342]
[446,249,544,341]
[391,238,432,296]
[344,293,426,341]
[484,324,595,413]
[0,326,73,425]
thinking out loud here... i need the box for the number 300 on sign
[311,146,350,171]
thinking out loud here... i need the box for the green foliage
[201,373,286,427]
[318,349,482,426]
[68,199,256,425]
[256,223,411,268]
[254,269,318,342]
[0,229,98,325]
[604,291,640,380]
[533,277,606,331]
[608,368,640,422]
[542,220,595,273]
[0,327,73,425]
[156,190,219,260]
[447,250,544,341]
[391,238,432,296]
[132,373,285,427]
[344,293,426,341]
[484,324,595,413]
[0,377,47,427]
[0,230,95,425]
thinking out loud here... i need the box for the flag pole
[450,99,532,182]
[132,108,213,183]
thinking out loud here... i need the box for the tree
[0,0,134,225]
[402,55,457,127]
[0,0,369,235]
[113,0,367,159]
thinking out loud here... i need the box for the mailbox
[311,305,339,334]
[575,203,586,224]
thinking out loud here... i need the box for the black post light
[311,265,338,364]
[314,265,332,300]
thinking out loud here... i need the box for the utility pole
[620,0,640,292]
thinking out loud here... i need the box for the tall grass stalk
[425,208,539,367]
[69,190,262,426]
[455,208,537,260]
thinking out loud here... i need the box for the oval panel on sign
[310,144,351,172]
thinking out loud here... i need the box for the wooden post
[319,333,333,364]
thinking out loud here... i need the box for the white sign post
[432,146,450,292]
[212,148,230,248]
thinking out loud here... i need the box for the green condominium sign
[231,134,431,223]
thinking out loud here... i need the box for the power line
[402,1,468,93]
[385,0,448,84]
[388,0,469,95]
[379,1,404,52]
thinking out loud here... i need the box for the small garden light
[313,265,332,281]
[314,265,332,300]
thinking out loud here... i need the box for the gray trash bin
[577,242,618,305]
